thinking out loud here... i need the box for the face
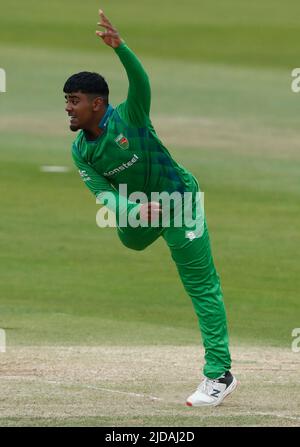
[64,92,102,132]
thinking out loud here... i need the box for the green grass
[0,0,299,352]
[1,0,300,68]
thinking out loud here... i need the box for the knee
[120,240,147,251]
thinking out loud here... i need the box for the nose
[65,102,72,113]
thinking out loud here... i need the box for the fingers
[96,30,118,39]
[97,22,115,32]
[95,31,104,38]
[96,16,116,33]
[99,9,113,26]
[149,202,162,211]
[140,202,162,223]
[97,9,117,39]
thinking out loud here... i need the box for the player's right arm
[96,9,151,127]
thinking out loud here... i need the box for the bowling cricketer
[64,9,237,406]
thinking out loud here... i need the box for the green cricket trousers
[116,187,232,379]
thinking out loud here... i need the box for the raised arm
[96,9,151,126]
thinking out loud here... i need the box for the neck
[84,125,103,141]
[84,104,112,140]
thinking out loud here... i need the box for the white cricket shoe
[186,371,238,407]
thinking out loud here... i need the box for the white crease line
[2,377,299,419]
[221,412,300,422]
[0,376,162,402]
[0,375,37,379]
[250,412,300,421]
[1,377,300,420]
[45,380,163,402]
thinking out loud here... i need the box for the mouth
[68,115,78,124]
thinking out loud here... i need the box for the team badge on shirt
[114,133,129,150]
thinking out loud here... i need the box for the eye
[65,98,79,105]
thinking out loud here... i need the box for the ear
[92,97,105,112]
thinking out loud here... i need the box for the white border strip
[40,166,70,173]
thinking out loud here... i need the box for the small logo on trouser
[186,231,196,241]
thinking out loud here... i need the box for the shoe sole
[186,376,238,407]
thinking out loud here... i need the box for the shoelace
[198,378,219,395]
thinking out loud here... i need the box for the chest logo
[114,133,129,150]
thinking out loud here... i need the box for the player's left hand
[140,202,162,224]
[96,9,123,48]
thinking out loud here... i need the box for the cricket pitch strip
[0,345,299,427]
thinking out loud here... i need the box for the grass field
[0,0,300,427]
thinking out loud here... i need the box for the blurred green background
[0,0,299,348]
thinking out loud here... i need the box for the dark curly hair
[63,71,109,104]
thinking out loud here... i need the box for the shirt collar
[98,104,114,130]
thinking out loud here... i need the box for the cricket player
[64,9,237,406]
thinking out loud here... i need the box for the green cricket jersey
[71,42,196,216]
[70,44,232,378]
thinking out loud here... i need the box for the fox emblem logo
[114,133,129,150]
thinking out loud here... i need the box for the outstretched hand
[140,202,162,224]
[96,9,123,48]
